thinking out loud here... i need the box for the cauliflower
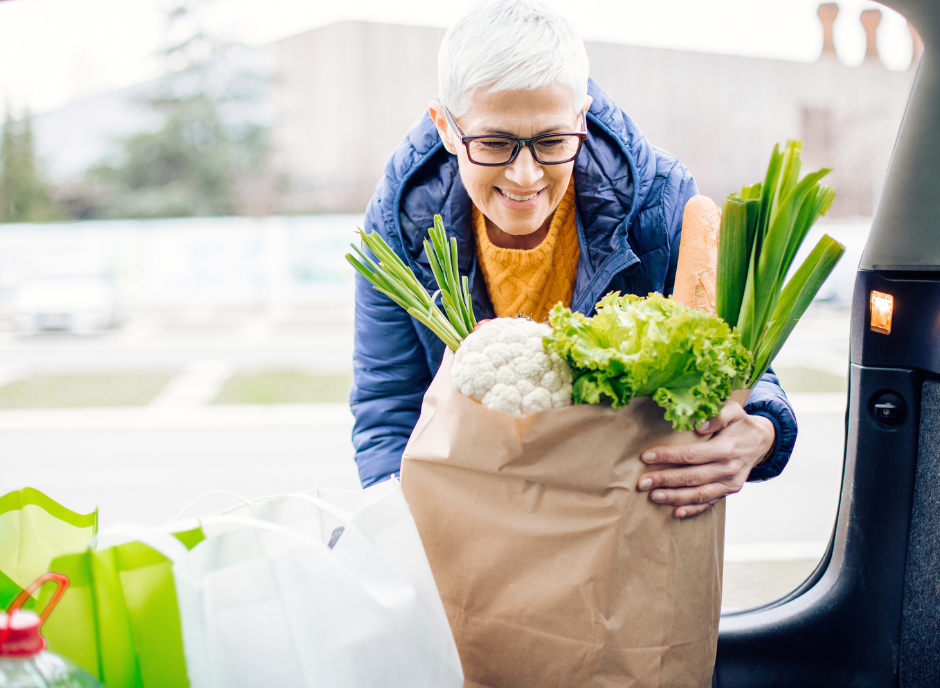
[450,318,574,417]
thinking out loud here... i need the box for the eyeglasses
[443,106,587,167]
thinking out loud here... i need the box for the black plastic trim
[715,364,923,687]
[852,270,940,375]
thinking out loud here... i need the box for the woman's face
[432,83,589,238]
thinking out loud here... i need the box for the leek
[716,140,846,388]
[750,235,845,382]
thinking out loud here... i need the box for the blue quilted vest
[374,77,697,375]
[352,77,796,487]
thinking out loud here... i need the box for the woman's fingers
[642,401,749,464]
[641,438,731,466]
[646,481,730,508]
[694,401,745,435]
[636,401,778,519]
[675,499,720,519]
[637,460,743,491]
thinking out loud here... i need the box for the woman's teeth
[499,188,540,202]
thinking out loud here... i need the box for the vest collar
[386,78,656,316]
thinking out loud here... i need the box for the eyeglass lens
[467,135,582,165]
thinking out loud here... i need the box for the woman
[351,0,796,519]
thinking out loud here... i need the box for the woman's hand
[636,401,776,519]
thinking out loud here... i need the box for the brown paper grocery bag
[402,350,749,688]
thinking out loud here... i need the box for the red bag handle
[7,573,70,625]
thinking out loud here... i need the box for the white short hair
[438,0,589,118]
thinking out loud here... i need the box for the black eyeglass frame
[443,106,588,167]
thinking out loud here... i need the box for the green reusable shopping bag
[39,527,204,688]
[0,487,97,611]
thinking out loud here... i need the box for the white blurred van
[11,259,121,335]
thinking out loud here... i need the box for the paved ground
[722,559,820,611]
[0,398,844,611]
[0,303,356,375]
[0,301,851,611]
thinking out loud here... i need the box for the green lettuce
[545,292,752,431]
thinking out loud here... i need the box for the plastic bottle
[0,573,105,688]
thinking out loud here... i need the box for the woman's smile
[431,82,585,242]
[495,186,546,210]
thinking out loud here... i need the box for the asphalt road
[0,401,844,611]
[0,302,851,610]
[0,304,357,375]
[0,421,361,523]
[0,301,849,376]
[0,400,844,537]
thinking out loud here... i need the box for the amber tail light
[870,290,893,335]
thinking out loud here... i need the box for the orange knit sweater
[472,179,580,323]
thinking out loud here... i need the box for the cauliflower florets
[451,318,573,417]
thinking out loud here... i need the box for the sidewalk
[0,392,846,612]
[0,402,352,430]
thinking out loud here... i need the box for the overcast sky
[0,0,913,114]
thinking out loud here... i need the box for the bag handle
[172,491,354,524]
[94,525,192,562]
[172,490,255,521]
[94,505,350,568]
[198,515,322,548]
[276,493,354,524]
[7,572,69,624]
[192,495,355,552]
[93,518,314,565]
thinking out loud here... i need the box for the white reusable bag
[197,477,459,670]
[106,479,463,688]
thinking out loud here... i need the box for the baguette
[673,195,721,314]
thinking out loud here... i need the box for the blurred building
[36,6,917,218]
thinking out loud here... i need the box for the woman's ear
[428,101,456,154]
[582,95,593,114]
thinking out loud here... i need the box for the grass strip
[0,373,174,409]
[213,371,352,405]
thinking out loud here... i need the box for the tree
[0,109,64,222]
[81,1,275,219]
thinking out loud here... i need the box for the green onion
[346,214,476,351]
[716,140,846,388]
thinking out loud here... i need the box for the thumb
[695,418,718,435]
[695,402,744,435]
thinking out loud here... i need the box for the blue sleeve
[662,165,700,298]
[744,366,798,481]
[350,191,432,487]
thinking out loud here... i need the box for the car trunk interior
[715,0,940,685]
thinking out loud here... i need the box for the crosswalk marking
[148,359,233,408]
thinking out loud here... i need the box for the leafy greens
[545,292,752,431]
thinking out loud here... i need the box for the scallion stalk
[346,214,477,351]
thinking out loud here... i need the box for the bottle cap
[0,610,45,657]
[0,573,69,658]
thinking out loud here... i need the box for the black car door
[716,1,940,685]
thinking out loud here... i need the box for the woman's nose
[505,146,544,187]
